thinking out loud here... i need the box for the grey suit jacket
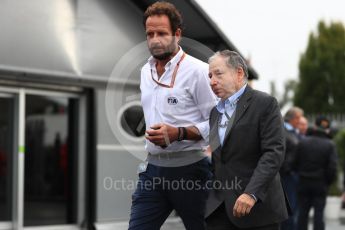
[205,86,289,228]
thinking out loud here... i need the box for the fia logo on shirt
[167,97,178,105]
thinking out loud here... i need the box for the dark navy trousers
[297,179,327,230]
[128,157,211,230]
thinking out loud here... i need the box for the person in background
[314,115,332,138]
[280,107,303,230]
[295,116,338,230]
[297,116,308,136]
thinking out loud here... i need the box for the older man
[298,116,308,136]
[205,50,289,230]
[280,107,304,230]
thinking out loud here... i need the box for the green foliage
[328,128,345,196]
[334,128,345,169]
[294,21,345,113]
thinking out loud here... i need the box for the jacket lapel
[223,86,253,143]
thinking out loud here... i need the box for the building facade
[0,0,257,229]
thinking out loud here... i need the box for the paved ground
[160,217,345,230]
[104,210,345,229]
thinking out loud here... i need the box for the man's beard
[152,51,173,60]
[150,38,177,61]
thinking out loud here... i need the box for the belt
[148,149,204,160]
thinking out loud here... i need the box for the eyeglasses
[151,52,186,88]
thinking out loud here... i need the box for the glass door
[23,94,78,226]
[0,86,84,230]
[0,93,15,229]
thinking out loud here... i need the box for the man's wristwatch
[177,127,184,141]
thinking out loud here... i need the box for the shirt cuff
[194,121,209,142]
[250,194,258,203]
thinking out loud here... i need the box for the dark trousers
[297,179,327,230]
[281,172,298,230]
[128,157,211,230]
[205,203,280,230]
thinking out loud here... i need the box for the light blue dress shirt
[284,122,294,131]
[216,84,247,146]
[284,122,299,134]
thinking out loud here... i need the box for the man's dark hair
[143,1,183,34]
[315,115,330,129]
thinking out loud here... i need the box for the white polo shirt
[140,48,217,155]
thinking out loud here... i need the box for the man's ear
[175,28,182,42]
[237,67,245,82]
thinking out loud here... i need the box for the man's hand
[233,193,256,218]
[145,123,178,147]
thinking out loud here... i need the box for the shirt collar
[284,122,295,131]
[216,84,247,113]
[148,46,184,69]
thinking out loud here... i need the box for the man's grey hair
[208,50,249,79]
[284,107,304,122]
